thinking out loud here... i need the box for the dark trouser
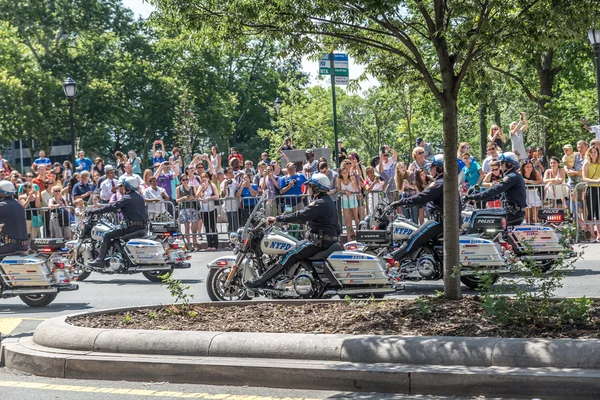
[506,210,525,226]
[97,225,144,261]
[247,240,335,287]
[42,211,51,238]
[0,243,28,256]
[239,207,251,226]
[390,220,442,261]
[227,210,240,233]
[201,210,218,248]
[280,239,332,272]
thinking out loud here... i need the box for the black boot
[244,264,285,289]
[88,242,109,268]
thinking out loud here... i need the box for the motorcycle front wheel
[19,293,58,307]
[142,269,173,282]
[206,267,251,302]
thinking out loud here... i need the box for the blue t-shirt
[75,157,94,172]
[279,174,307,206]
[458,156,475,172]
[33,157,51,167]
[153,156,165,164]
[241,184,259,208]
[462,161,482,187]
[72,181,96,200]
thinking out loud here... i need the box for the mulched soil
[69,297,600,338]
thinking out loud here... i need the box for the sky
[121,0,377,91]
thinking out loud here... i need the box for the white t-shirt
[511,129,527,160]
[590,125,600,141]
[143,186,167,214]
[481,155,498,174]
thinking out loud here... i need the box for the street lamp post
[63,77,77,167]
[588,29,600,122]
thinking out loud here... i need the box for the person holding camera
[152,140,166,164]
[127,150,142,175]
[153,161,176,201]
[510,112,528,161]
[279,163,307,213]
[237,173,258,226]
[260,164,280,217]
[221,167,241,232]
[278,137,295,152]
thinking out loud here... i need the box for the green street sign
[319,67,349,77]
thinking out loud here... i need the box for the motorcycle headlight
[229,232,239,245]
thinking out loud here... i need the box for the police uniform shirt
[89,190,147,221]
[469,170,527,208]
[0,197,29,241]
[276,194,341,238]
[396,176,443,216]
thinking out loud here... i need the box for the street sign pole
[330,51,340,168]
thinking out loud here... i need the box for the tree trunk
[479,104,488,161]
[441,95,462,300]
[536,49,557,156]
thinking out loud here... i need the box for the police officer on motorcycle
[244,173,341,289]
[88,176,148,268]
[386,154,446,261]
[0,181,29,256]
[464,152,527,225]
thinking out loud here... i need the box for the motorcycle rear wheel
[460,275,498,289]
[142,269,173,282]
[19,293,58,307]
[207,267,251,302]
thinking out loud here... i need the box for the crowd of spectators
[2,113,600,246]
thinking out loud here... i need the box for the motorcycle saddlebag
[470,209,506,231]
[355,230,390,244]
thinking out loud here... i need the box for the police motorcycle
[342,201,513,289]
[461,189,575,272]
[0,181,78,307]
[206,193,403,301]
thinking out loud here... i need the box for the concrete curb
[27,302,600,369]
[4,336,600,399]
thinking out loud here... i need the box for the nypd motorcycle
[461,200,575,272]
[343,201,513,289]
[206,194,403,301]
[67,210,189,282]
[0,236,78,307]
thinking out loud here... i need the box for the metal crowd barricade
[22,205,77,241]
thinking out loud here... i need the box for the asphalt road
[0,244,595,399]
[0,367,523,400]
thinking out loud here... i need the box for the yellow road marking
[0,380,322,399]
[0,318,46,335]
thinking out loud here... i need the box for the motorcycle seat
[308,242,344,261]
[121,230,148,241]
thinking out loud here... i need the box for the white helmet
[119,176,139,191]
[0,181,16,196]
[307,173,330,192]
[498,152,519,168]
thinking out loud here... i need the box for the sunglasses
[53,190,61,192]
[196,166,204,169]
[181,178,189,181]
[463,146,470,149]
[149,179,157,182]
[417,151,425,155]
[492,168,500,172]
[26,175,33,178]
[487,148,495,151]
